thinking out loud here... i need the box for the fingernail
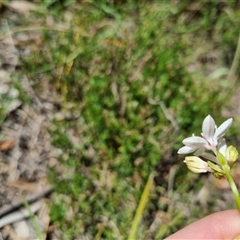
[233,234,240,240]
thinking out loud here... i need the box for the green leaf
[216,151,227,167]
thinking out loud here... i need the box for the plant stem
[225,169,240,211]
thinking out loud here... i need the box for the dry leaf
[0,140,15,151]
[7,1,37,14]
[5,179,42,193]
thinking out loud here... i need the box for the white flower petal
[194,147,205,156]
[202,115,215,141]
[178,146,195,154]
[214,118,232,139]
[183,136,208,148]
[201,152,217,162]
[219,144,227,156]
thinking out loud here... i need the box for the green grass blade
[128,173,154,240]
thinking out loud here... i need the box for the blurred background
[0,0,240,239]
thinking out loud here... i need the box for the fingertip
[165,210,240,239]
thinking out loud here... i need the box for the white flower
[178,115,232,160]
[184,156,212,173]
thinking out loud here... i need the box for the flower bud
[226,145,239,167]
[207,160,224,179]
[184,156,211,173]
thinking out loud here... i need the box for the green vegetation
[2,0,240,239]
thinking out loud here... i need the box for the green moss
[14,0,240,238]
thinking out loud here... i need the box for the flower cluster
[178,115,239,177]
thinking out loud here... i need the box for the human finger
[165,209,240,239]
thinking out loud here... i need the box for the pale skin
[165,210,240,240]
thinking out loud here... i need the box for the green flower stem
[225,168,240,211]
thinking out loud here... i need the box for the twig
[0,186,53,217]
[148,97,180,134]
[167,165,178,198]
[0,201,42,228]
